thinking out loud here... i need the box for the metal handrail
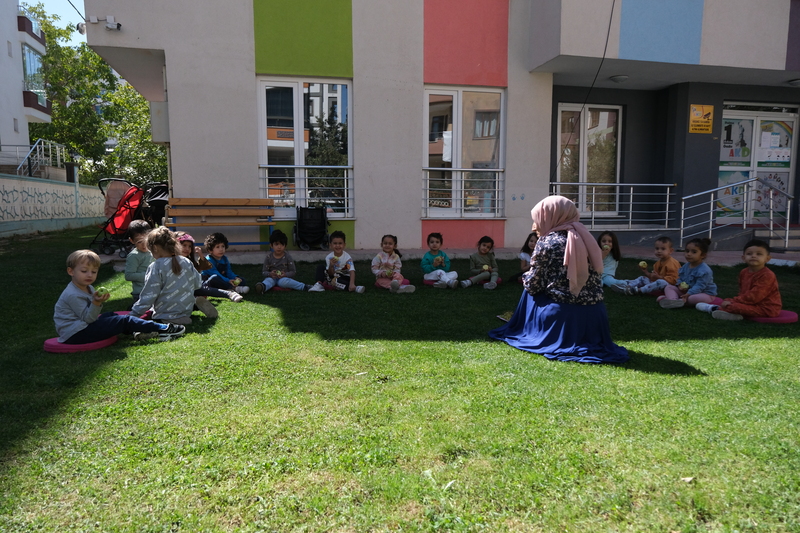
[423,168,505,218]
[679,177,794,249]
[548,182,677,230]
[258,165,354,217]
[14,139,68,177]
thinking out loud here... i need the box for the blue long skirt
[489,291,629,364]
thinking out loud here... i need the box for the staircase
[754,228,800,252]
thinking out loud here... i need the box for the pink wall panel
[424,0,508,87]
[421,220,505,249]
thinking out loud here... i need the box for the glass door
[718,108,796,224]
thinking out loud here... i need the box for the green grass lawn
[1,228,799,532]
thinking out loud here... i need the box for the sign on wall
[689,104,714,134]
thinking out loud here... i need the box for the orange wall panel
[424,0,508,87]
[421,219,505,249]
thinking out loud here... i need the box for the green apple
[95,287,109,297]
[639,261,647,268]
[482,264,490,271]
[679,282,689,290]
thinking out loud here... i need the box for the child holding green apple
[658,237,717,309]
[612,236,681,296]
[54,249,185,344]
[462,236,499,289]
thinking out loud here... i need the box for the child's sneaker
[235,285,249,294]
[695,302,718,314]
[194,296,218,318]
[308,282,326,292]
[157,323,186,341]
[355,285,365,294]
[712,309,743,321]
[611,284,627,294]
[460,279,472,289]
[255,282,267,295]
[433,280,448,289]
[447,279,458,289]
[484,281,497,290]
[225,290,244,302]
[624,285,639,296]
[659,299,684,309]
[133,331,159,341]
[335,281,347,291]
[398,284,415,294]
[390,279,400,293]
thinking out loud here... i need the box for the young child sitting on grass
[124,219,153,303]
[308,230,365,293]
[462,235,499,289]
[131,227,202,326]
[597,231,621,288]
[54,249,185,344]
[614,236,680,295]
[696,239,782,321]
[255,229,311,293]
[202,232,250,295]
[371,234,415,293]
[658,237,717,309]
[421,232,458,288]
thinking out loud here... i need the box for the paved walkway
[104,245,800,269]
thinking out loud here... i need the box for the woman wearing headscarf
[489,196,628,364]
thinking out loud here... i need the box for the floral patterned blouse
[522,230,604,305]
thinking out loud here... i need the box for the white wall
[351,0,424,250]
[0,3,31,149]
[85,0,261,244]
[85,0,259,198]
[506,0,554,245]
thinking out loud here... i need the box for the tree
[25,3,118,164]
[24,3,166,186]
[99,84,168,185]
[306,113,348,209]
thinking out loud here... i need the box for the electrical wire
[551,0,617,184]
[66,0,86,22]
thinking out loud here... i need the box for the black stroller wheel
[102,245,115,256]
[299,242,311,251]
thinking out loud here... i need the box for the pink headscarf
[531,195,603,296]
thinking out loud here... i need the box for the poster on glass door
[757,121,792,168]
[720,118,753,166]
[753,172,789,218]
[715,171,748,218]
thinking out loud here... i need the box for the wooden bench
[165,198,275,243]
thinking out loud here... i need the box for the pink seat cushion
[272,286,291,292]
[479,278,502,285]
[747,310,798,324]
[44,336,119,353]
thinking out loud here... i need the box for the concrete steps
[754,228,800,252]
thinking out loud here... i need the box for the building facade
[0,3,50,160]
[83,0,800,249]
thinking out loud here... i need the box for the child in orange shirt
[696,239,782,321]
[614,236,680,295]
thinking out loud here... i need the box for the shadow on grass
[620,351,707,376]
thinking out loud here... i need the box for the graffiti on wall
[0,177,104,222]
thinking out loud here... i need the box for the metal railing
[680,177,794,249]
[15,139,67,177]
[548,182,677,229]
[422,168,505,218]
[259,165,354,218]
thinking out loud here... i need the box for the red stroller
[89,178,167,257]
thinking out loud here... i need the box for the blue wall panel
[619,0,704,64]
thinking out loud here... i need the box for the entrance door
[718,105,797,224]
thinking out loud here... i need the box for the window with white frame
[424,87,504,218]
[555,104,621,213]
[258,79,352,218]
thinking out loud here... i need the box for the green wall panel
[260,220,355,252]
[254,0,353,77]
